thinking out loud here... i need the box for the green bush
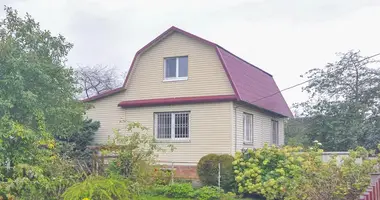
[197,154,235,192]
[146,184,236,200]
[152,168,172,186]
[233,145,305,199]
[146,185,169,196]
[233,143,380,200]
[194,186,222,200]
[289,146,378,200]
[219,154,236,191]
[164,183,195,198]
[62,176,133,200]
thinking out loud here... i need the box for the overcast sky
[2,0,380,110]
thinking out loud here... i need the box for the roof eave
[237,100,293,118]
[82,87,125,102]
[118,95,237,108]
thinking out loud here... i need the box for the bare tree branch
[75,65,125,98]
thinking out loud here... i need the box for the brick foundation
[162,165,198,180]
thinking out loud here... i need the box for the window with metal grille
[272,120,279,145]
[243,113,253,144]
[154,112,189,140]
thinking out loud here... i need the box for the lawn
[141,196,191,200]
[141,195,258,200]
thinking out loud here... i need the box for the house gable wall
[123,32,234,100]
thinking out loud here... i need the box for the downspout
[234,105,240,153]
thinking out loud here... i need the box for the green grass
[140,195,191,200]
[140,195,259,200]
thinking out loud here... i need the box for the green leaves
[0,7,89,199]
[291,51,380,151]
[0,6,85,139]
[62,176,132,200]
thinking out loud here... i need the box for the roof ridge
[216,45,272,77]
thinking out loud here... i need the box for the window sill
[163,77,188,82]
[244,141,253,145]
[155,139,191,143]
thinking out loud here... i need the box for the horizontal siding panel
[124,32,234,100]
[86,92,126,144]
[124,102,233,163]
[234,103,285,151]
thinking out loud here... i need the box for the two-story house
[85,26,292,169]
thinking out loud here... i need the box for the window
[243,113,253,144]
[164,56,188,80]
[272,120,279,145]
[155,112,189,140]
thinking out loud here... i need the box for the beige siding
[123,102,233,164]
[124,32,234,100]
[85,92,126,144]
[233,103,285,151]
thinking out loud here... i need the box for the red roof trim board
[82,87,125,102]
[118,95,237,108]
[84,26,293,117]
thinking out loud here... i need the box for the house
[85,26,292,169]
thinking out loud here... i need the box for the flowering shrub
[289,146,379,200]
[233,142,380,200]
[233,145,306,199]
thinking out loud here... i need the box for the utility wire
[249,52,380,104]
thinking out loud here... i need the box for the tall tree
[295,50,380,151]
[0,7,85,138]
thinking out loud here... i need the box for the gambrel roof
[85,26,292,118]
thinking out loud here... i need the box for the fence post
[218,162,221,189]
[171,161,174,184]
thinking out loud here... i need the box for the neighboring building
[85,26,292,166]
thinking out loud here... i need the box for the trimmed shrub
[194,186,223,200]
[197,154,235,191]
[219,154,236,191]
[165,183,195,198]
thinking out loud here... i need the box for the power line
[249,52,380,104]
[251,79,312,103]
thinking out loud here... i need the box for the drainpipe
[234,105,239,153]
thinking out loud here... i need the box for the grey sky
[2,0,380,110]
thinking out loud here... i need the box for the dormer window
[164,56,188,81]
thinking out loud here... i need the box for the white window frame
[272,120,279,146]
[154,112,190,141]
[243,113,253,144]
[163,56,188,81]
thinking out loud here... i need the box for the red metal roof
[85,26,292,117]
[216,47,293,117]
[82,87,125,102]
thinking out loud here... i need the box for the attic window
[164,56,188,81]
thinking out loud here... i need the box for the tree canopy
[291,51,380,151]
[0,7,85,139]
